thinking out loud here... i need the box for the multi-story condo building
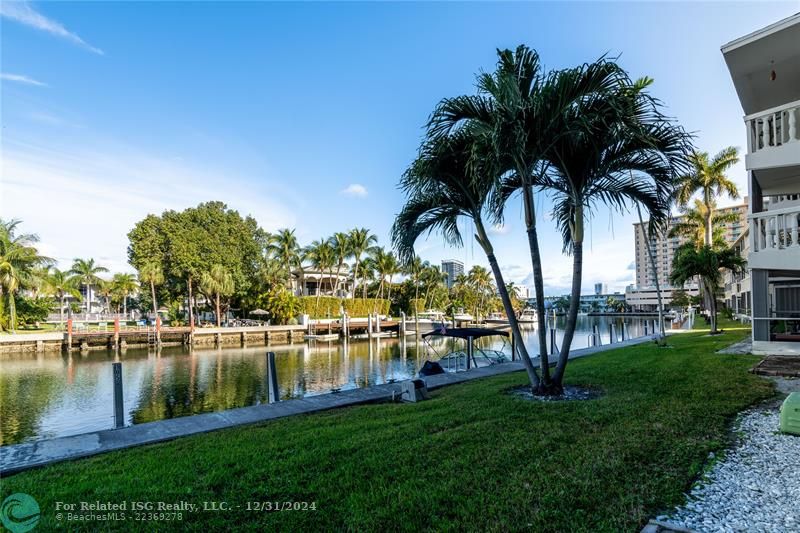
[633,202,748,288]
[441,259,464,289]
[723,13,800,355]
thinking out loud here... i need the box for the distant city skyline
[2,1,797,294]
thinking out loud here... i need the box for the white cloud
[340,183,368,198]
[489,223,510,235]
[0,73,47,87]
[0,2,104,55]
[0,137,298,273]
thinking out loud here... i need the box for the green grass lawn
[1,328,773,531]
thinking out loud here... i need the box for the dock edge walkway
[1,336,653,475]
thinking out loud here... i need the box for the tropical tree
[69,258,109,314]
[138,262,164,335]
[670,244,745,333]
[529,71,691,390]
[466,265,494,320]
[267,228,302,288]
[329,232,352,297]
[111,273,138,316]
[391,127,542,392]
[200,264,235,327]
[371,247,399,303]
[304,239,335,313]
[675,147,740,246]
[669,199,740,249]
[44,267,81,327]
[605,296,626,313]
[427,46,550,367]
[0,220,52,331]
[348,228,378,300]
[96,280,114,314]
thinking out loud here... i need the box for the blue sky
[1,1,797,295]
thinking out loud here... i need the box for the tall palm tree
[391,127,542,391]
[347,228,378,300]
[538,74,691,389]
[44,267,81,327]
[675,147,740,246]
[427,46,633,384]
[138,262,164,338]
[69,258,109,314]
[305,239,335,313]
[0,219,52,331]
[371,248,400,307]
[466,265,493,320]
[670,244,745,334]
[110,273,138,316]
[329,232,352,297]
[267,228,301,289]
[669,199,740,249]
[200,264,235,327]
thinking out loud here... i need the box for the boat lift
[420,327,512,373]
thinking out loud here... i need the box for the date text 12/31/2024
[54,501,318,513]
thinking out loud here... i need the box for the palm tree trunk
[123,293,127,317]
[60,294,65,328]
[552,239,582,387]
[150,279,160,344]
[475,219,540,390]
[215,293,222,327]
[352,258,360,300]
[188,275,194,330]
[522,183,551,378]
[637,204,665,338]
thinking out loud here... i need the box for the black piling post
[112,362,124,429]
[267,351,279,403]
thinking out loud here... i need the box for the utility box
[401,379,430,403]
[780,392,800,436]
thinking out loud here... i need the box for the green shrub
[297,297,389,318]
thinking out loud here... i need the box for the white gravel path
[662,405,800,533]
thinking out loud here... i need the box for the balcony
[748,204,800,270]
[745,100,800,175]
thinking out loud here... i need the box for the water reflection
[0,315,651,445]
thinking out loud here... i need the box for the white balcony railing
[746,100,800,154]
[749,205,800,253]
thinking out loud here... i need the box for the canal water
[0,316,654,445]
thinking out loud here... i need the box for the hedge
[297,297,390,319]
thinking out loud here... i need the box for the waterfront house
[722,13,800,354]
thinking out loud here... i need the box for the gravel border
[660,403,800,532]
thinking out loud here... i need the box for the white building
[722,13,800,355]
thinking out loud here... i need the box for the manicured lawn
[1,329,773,531]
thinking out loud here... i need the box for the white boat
[411,311,452,331]
[484,312,509,325]
[517,308,538,324]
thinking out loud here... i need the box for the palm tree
[305,239,335,313]
[69,258,109,314]
[670,244,745,334]
[675,147,740,246]
[44,267,81,327]
[329,232,352,297]
[0,219,52,331]
[138,262,164,337]
[371,248,399,308]
[466,265,493,320]
[391,127,542,392]
[669,199,740,249]
[200,264,235,327]
[539,73,691,389]
[96,280,114,314]
[347,228,378,300]
[267,229,301,289]
[427,46,637,387]
[111,273,138,316]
